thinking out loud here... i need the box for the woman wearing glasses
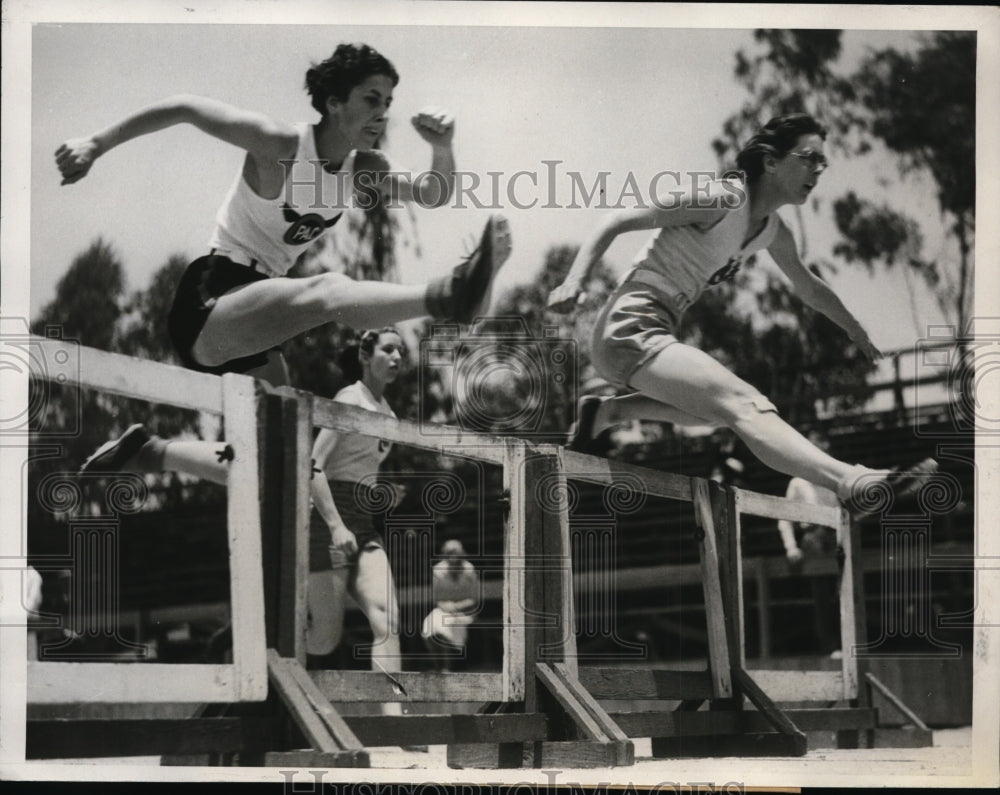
[547,113,935,515]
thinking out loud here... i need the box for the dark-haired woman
[307,328,407,715]
[548,113,935,515]
[72,43,509,478]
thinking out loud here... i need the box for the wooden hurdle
[22,340,634,766]
[25,340,268,706]
[544,452,811,760]
[22,336,928,766]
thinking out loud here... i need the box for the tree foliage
[717,30,974,334]
[29,242,215,543]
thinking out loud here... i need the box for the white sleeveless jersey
[321,381,397,483]
[627,178,779,316]
[208,123,361,277]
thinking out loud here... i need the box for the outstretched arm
[768,219,882,361]
[55,94,297,185]
[547,190,727,313]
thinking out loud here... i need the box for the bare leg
[193,274,429,367]
[627,341,863,493]
[192,215,511,367]
[306,569,350,656]
[351,547,403,717]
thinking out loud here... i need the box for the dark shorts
[167,253,280,375]
[309,480,384,572]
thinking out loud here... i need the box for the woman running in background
[306,329,407,719]
[548,113,935,516]
[63,43,509,479]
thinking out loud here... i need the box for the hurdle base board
[26,661,267,704]
[871,726,934,748]
[576,666,716,701]
[447,740,631,769]
[310,670,504,702]
[343,713,548,746]
[26,717,278,759]
[749,669,851,702]
[260,750,370,767]
[834,726,933,749]
[651,731,807,758]
[608,707,877,738]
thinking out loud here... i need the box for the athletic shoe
[79,423,150,475]
[566,395,615,456]
[567,395,602,451]
[426,215,512,324]
[842,458,939,520]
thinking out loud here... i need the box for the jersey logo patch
[707,255,743,285]
[281,203,341,245]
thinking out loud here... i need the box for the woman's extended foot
[79,424,151,474]
[426,214,512,324]
[566,394,617,455]
[837,458,939,520]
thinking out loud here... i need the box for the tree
[851,32,975,334]
[30,237,127,459]
[32,238,125,350]
[29,239,128,539]
[715,30,974,333]
[29,244,219,542]
[832,191,938,335]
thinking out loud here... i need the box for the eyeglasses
[789,150,829,172]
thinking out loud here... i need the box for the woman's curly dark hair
[305,43,399,116]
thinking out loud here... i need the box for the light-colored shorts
[591,275,682,389]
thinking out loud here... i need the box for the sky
[26,18,959,360]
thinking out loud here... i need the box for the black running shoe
[843,458,939,520]
[567,395,603,452]
[79,424,150,475]
[566,395,615,457]
[427,215,512,324]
